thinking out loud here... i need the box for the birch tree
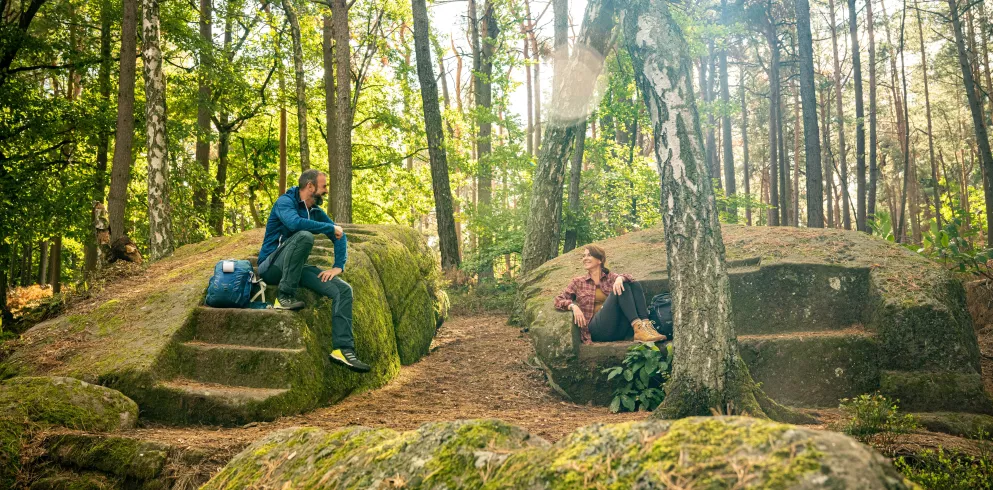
[620,0,805,420]
[142,0,173,259]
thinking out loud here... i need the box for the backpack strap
[250,272,267,304]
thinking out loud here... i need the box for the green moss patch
[45,434,169,480]
[0,377,137,432]
[204,417,912,489]
[914,412,993,439]
[880,371,993,414]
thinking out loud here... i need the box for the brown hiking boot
[633,319,666,342]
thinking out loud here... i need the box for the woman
[554,245,665,344]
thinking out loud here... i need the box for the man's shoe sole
[330,350,371,373]
[274,301,305,311]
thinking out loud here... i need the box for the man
[257,169,371,373]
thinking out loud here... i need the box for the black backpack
[647,293,673,338]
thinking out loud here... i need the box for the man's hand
[334,225,344,239]
[318,267,343,282]
[571,303,587,328]
[612,276,626,295]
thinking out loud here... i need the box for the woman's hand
[571,304,587,328]
[612,276,626,295]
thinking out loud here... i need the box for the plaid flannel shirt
[554,270,634,324]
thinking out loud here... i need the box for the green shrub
[602,342,673,413]
[837,393,919,446]
[895,433,992,490]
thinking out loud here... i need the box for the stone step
[738,327,880,407]
[144,379,290,426]
[188,307,303,349]
[174,341,306,389]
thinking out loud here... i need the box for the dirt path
[125,313,646,458]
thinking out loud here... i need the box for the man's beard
[314,193,325,206]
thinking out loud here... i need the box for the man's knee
[295,231,315,243]
[338,280,353,299]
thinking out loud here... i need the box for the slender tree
[471,0,498,279]
[719,0,736,221]
[867,0,878,225]
[86,0,115,271]
[948,0,993,246]
[108,0,138,242]
[412,0,460,271]
[283,0,310,173]
[849,0,866,231]
[740,72,752,225]
[194,0,212,211]
[915,1,940,228]
[142,0,173,259]
[828,0,851,229]
[330,0,354,222]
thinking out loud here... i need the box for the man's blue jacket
[258,186,347,270]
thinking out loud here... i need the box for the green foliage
[837,393,919,447]
[895,429,993,490]
[447,281,517,316]
[602,342,673,413]
[918,215,993,280]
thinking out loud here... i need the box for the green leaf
[609,397,621,413]
[623,369,634,382]
[621,395,635,411]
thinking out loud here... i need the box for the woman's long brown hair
[585,245,609,274]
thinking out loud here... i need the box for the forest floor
[118,312,647,464]
[109,309,993,473]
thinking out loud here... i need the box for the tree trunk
[623,0,796,421]
[412,0,461,271]
[331,0,354,223]
[525,0,542,151]
[706,44,719,189]
[108,0,139,243]
[948,0,993,246]
[142,0,173,260]
[719,0,735,221]
[821,75,835,227]
[740,73,752,226]
[282,0,310,172]
[896,1,913,243]
[523,14,534,156]
[49,237,62,295]
[521,0,608,274]
[194,0,212,211]
[86,0,115,272]
[778,86,789,226]
[564,124,586,252]
[867,0,878,225]
[0,244,11,326]
[848,0,866,232]
[275,4,287,195]
[916,1,940,228]
[792,86,801,226]
[766,18,780,227]
[211,125,230,236]
[20,243,32,287]
[323,14,339,209]
[37,240,48,285]
[472,0,498,280]
[828,0,851,230]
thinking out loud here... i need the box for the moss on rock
[0,377,137,432]
[879,371,993,414]
[913,412,993,439]
[45,434,169,480]
[520,225,986,414]
[204,417,912,489]
[28,471,122,490]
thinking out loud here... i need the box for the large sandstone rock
[519,225,991,413]
[4,225,446,426]
[0,376,138,488]
[203,417,913,489]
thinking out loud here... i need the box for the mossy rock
[879,370,993,414]
[0,377,138,488]
[44,434,169,481]
[913,412,993,439]
[6,226,445,427]
[520,225,987,413]
[29,471,122,490]
[0,377,137,432]
[204,417,912,489]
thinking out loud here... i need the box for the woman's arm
[608,271,634,283]
[554,279,578,310]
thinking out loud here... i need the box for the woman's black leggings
[588,281,650,342]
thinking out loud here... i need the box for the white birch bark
[142,0,173,260]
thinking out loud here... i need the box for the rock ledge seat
[5,224,447,426]
[519,225,991,413]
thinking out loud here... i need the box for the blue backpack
[205,259,268,309]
